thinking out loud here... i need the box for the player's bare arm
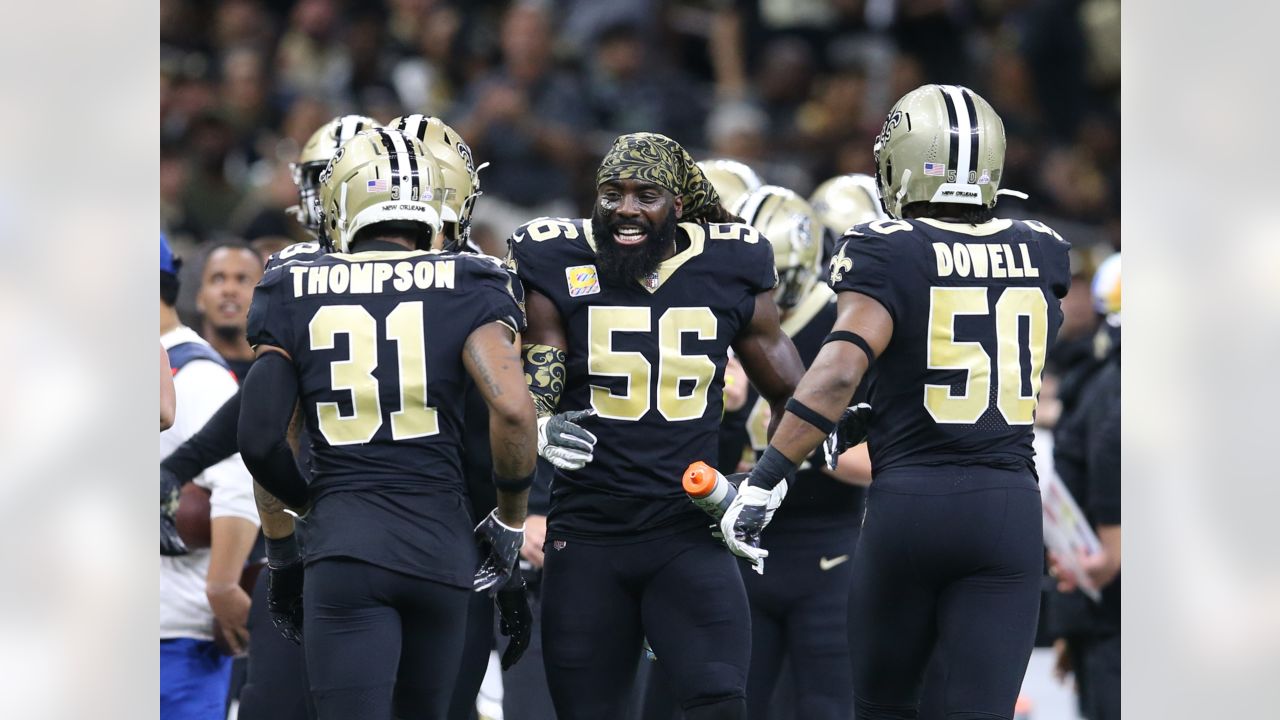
[731,291,807,439]
[464,321,537,528]
[719,291,891,569]
[766,291,893,465]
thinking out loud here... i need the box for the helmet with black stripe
[389,114,483,252]
[732,185,821,310]
[317,128,446,253]
[809,173,885,238]
[873,85,1005,218]
[697,159,763,214]
[291,115,382,237]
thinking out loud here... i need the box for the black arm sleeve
[237,352,309,508]
[161,390,243,482]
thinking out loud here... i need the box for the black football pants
[303,558,469,720]
[238,566,317,720]
[850,467,1043,720]
[742,521,858,720]
[541,526,750,719]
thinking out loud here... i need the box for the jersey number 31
[308,302,440,445]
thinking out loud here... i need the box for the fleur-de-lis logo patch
[829,243,853,284]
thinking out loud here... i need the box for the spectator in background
[275,0,349,105]
[582,20,707,151]
[389,0,465,114]
[451,1,589,238]
[194,241,263,381]
[180,112,246,241]
[1047,254,1122,720]
[753,36,816,145]
[160,235,260,720]
[219,46,277,165]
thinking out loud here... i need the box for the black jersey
[829,217,1070,476]
[246,248,523,587]
[745,285,864,528]
[509,217,777,540]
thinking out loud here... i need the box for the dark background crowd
[159,2,1121,717]
[161,0,1119,322]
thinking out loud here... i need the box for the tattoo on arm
[253,481,296,540]
[467,341,509,400]
[522,344,566,418]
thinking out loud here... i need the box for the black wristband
[746,446,797,491]
[823,330,876,365]
[494,468,537,493]
[265,533,300,568]
[784,398,837,435]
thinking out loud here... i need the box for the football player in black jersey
[161,115,380,720]
[237,128,537,720]
[390,113,549,719]
[162,113,381,557]
[508,133,806,720]
[721,85,1072,720]
[731,184,878,720]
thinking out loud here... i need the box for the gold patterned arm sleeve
[522,343,566,419]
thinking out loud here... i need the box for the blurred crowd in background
[161,0,1119,321]
[160,2,1121,718]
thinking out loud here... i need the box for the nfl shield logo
[644,271,660,289]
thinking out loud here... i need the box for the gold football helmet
[389,114,484,251]
[873,84,1005,218]
[291,114,381,235]
[732,185,821,310]
[809,173,885,238]
[317,128,446,253]
[697,159,763,214]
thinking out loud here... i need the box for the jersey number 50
[925,287,1048,425]
[588,306,718,422]
[308,302,440,445]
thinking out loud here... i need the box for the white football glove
[537,409,597,471]
[718,480,786,575]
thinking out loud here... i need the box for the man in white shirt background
[159,234,259,719]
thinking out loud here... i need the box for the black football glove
[823,403,873,471]
[495,572,532,670]
[160,465,189,556]
[473,510,524,596]
[267,559,305,645]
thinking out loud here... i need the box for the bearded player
[720,85,1072,720]
[508,132,806,719]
